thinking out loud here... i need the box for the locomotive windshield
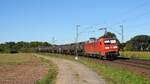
[104,39,116,44]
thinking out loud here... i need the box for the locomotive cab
[99,38,120,58]
[84,37,120,59]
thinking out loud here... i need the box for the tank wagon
[36,36,120,59]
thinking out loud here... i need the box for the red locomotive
[36,36,120,59]
[84,37,119,59]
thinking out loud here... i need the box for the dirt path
[37,55,106,84]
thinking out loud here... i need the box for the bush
[10,50,18,53]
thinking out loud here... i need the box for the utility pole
[120,24,124,56]
[120,25,124,43]
[99,27,107,35]
[75,25,80,60]
[52,37,56,44]
[51,37,56,53]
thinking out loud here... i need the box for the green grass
[36,57,58,84]
[120,51,150,60]
[0,53,58,84]
[36,69,57,84]
[40,53,150,84]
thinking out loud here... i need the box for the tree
[119,43,126,50]
[0,41,51,53]
[124,35,150,51]
[105,32,117,39]
[100,32,117,39]
[124,43,135,51]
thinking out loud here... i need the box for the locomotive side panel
[84,41,103,57]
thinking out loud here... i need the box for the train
[36,36,120,59]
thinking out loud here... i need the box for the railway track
[113,59,150,70]
[122,59,150,66]
[90,56,150,71]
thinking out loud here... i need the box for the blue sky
[0,0,150,44]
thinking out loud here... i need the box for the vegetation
[119,35,150,60]
[120,51,150,60]
[0,53,58,84]
[123,35,150,51]
[40,53,150,84]
[36,57,58,84]
[37,68,57,84]
[100,32,119,41]
[105,32,117,39]
[0,53,40,65]
[0,41,51,53]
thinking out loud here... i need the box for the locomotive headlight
[105,47,110,49]
[113,46,118,48]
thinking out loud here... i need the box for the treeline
[0,41,51,53]
[120,35,150,51]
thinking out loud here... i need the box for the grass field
[120,51,150,60]
[40,53,150,84]
[0,53,57,84]
[0,53,41,65]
